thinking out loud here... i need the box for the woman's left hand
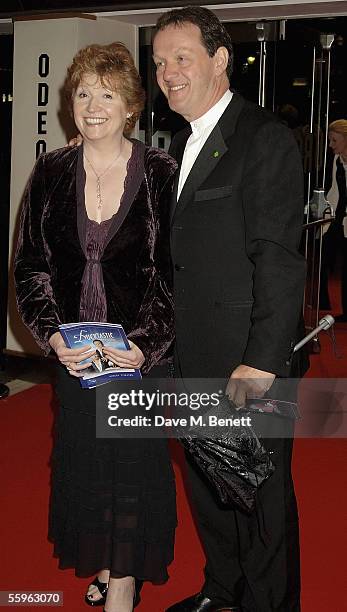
[103,340,145,369]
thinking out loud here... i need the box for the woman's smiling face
[73,73,128,143]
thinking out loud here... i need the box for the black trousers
[320,231,347,315]
[341,237,347,315]
[185,415,300,612]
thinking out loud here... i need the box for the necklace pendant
[96,177,102,210]
[84,147,124,216]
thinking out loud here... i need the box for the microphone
[293,314,335,353]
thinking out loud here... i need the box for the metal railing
[302,212,334,352]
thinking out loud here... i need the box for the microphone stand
[293,314,335,353]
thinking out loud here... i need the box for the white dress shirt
[177,89,233,199]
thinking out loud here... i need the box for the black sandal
[85,576,108,607]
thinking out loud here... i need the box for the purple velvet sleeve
[127,156,176,373]
[14,156,62,354]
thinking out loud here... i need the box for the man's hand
[66,133,83,147]
[226,364,275,408]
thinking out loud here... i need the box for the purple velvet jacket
[14,140,177,373]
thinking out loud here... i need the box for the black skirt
[48,365,177,581]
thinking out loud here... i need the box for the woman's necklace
[84,145,123,210]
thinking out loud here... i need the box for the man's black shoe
[0,383,9,399]
[165,591,241,612]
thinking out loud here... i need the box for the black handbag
[180,395,280,513]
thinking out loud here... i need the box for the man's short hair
[155,6,233,77]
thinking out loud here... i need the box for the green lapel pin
[213,150,219,158]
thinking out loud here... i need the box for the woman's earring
[126,112,133,119]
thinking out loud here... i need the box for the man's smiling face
[153,23,227,122]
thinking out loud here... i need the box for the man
[153,7,306,612]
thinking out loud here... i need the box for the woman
[14,42,177,612]
[323,119,347,320]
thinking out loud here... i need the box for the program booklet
[59,322,142,389]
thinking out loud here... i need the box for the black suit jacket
[169,93,307,378]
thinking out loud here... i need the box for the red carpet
[1,368,347,610]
